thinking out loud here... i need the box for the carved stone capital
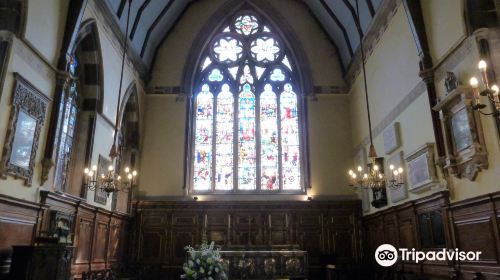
[419,68,435,84]
[473,28,489,42]
[40,157,54,185]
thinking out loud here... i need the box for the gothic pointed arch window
[54,55,79,190]
[190,10,307,193]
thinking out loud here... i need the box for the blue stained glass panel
[208,69,224,82]
[193,11,304,193]
[270,69,285,81]
[194,85,214,190]
[280,84,300,190]
[238,85,256,190]
[260,85,279,190]
[215,85,234,190]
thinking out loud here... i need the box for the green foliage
[181,241,227,280]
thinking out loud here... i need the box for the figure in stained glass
[215,84,234,190]
[193,85,214,190]
[192,12,303,192]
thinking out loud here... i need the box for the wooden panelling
[131,200,362,278]
[363,190,500,279]
[39,191,129,279]
[139,230,164,262]
[0,195,41,278]
[74,217,93,264]
[0,191,129,279]
[171,228,197,264]
[107,216,125,263]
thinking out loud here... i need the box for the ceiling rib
[365,0,376,16]
[342,0,363,36]
[319,0,354,56]
[140,0,175,57]
[130,0,152,40]
[116,0,127,19]
[104,0,380,72]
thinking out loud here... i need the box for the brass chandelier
[469,60,500,117]
[347,0,405,190]
[83,165,137,194]
[82,0,137,195]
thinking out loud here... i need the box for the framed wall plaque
[387,151,408,202]
[0,73,49,186]
[406,143,439,193]
[383,122,401,155]
[94,155,109,205]
[432,86,488,181]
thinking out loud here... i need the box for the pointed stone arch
[72,19,105,114]
[182,0,312,192]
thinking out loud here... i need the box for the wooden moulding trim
[363,190,450,220]
[40,191,130,219]
[0,193,42,211]
[448,191,500,210]
[133,200,362,212]
[364,190,500,220]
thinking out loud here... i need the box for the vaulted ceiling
[103,0,382,72]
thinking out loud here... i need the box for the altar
[219,245,308,279]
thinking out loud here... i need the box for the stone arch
[182,0,313,191]
[465,0,499,33]
[113,81,140,212]
[182,0,312,97]
[72,19,104,114]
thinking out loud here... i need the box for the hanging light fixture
[347,0,405,190]
[469,60,500,117]
[82,0,138,195]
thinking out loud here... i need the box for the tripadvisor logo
[375,244,482,267]
[375,244,398,267]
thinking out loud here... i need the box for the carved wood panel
[132,200,362,278]
[107,218,125,263]
[139,230,164,262]
[363,191,500,279]
[171,228,197,265]
[92,221,109,263]
[74,217,93,264]
[0,191,129,279]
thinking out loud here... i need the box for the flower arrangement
[181,241,227,280]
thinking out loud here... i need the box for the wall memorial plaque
[0,73,49,186]
[406,143,439,193]
[383,122,401,155]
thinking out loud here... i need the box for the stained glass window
[260,85,279,190]
[192,12,303,193]
[193,85,214,190]
[250,37,280,62]
[280,84,300,190]
[216,84,234,190]
[54,56,79,191]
